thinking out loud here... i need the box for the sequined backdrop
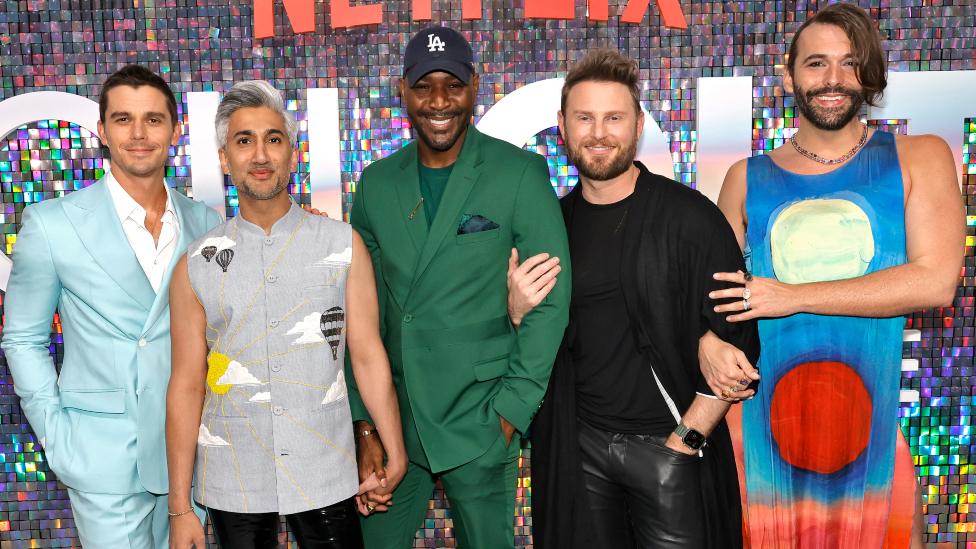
[0,0,974,547]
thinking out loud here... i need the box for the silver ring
[743,298,751,311]
[742,288,751,300]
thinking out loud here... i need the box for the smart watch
[674,423,706,450]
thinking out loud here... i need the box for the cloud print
[316,247,352,265]
[198,424,230,447]
[191,236,236,258]
[322,369,347,404]
[216,360,263,386]
[249,392,271,403]
[286,313,325,345]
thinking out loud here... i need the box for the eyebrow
[233,128,287,138]
[571,109,629,116]
[109,111,170,120]
[802,52,855,63]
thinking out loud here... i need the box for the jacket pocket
[474,356,509,381]
[60,388,126,414]
[456,228,500,245]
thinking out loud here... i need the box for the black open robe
[531,162,761,549]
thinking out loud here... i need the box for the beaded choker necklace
[790,124,868,165]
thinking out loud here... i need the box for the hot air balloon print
[201,246,217,262]
[215,249,234,273]
[320,306,345,360]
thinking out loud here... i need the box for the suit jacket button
[138,338,147,348]
[402,314,413,324]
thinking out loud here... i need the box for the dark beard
[566,136,637,181]
[410,110,470,152]
[794,84,864,131]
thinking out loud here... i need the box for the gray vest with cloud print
[187,202,357,514]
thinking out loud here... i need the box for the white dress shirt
[105,171,180,293]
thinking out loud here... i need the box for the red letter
[524,0,573,19]
[253,0,316,40]
[413,0,431,20]
[620,0,687,28]
[588,0,608,21]
[463,0,481,19]
[332,0,383,28]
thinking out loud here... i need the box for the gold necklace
[790,124,869,165]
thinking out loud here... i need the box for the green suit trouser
[360,430,522,548]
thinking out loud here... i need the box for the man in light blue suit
[1,65,221,548]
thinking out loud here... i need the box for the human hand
[507,248,560,328]
[710,270,800,322]
[499,415,516,447]
[301,204,330,218]
[169,512,205,549]
[698,330,758,401]
[355,425,392,515]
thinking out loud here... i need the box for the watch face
[683,429,706,450]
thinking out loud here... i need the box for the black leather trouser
[208,497,364,549]
[577,419,706,549]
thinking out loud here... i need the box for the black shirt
[569,191,675,436]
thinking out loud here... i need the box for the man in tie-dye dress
[706,4,965,547]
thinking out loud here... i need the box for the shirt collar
[105,170,176,225]
[235,197,304,236]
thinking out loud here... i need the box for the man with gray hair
[165,79,407,548]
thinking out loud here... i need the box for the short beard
[794,84,864,131]
[410,110,470,152]
[567,136,637,182]
[237,175,289,201]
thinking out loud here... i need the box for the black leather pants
[577,419,706,549]
[208,497,364,549]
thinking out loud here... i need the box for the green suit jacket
[347,126,570,473]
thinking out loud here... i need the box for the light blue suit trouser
[67,489,207,549]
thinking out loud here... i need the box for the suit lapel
[411,126,483,290]
[62,178,156,312]
[394,142,429,254]
[142,192,204,334]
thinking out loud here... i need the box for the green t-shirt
[418,162,454,227]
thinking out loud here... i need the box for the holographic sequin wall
[0,0,974,547]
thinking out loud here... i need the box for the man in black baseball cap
[403,26,474,87]
[347,25,571,549]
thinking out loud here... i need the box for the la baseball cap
[403,26,474,87]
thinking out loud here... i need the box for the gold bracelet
[168,508,195,518]
[355,427,377,439]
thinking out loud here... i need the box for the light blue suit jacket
[1,177,222,495]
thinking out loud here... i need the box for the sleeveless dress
[739,131,914,547]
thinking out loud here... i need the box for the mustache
[248,163,275,171]
[804,85,861,101]
[418,110,463,119]
[576,138,619,148]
